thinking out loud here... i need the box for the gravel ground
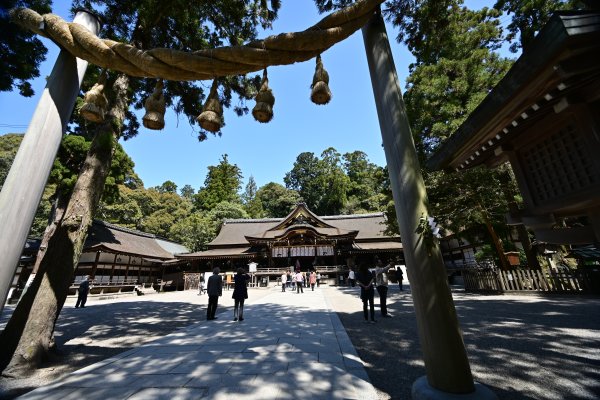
[1,286,599,400]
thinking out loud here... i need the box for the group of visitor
[280,270,321,293]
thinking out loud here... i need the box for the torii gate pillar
[362,10,497,400]
[0,10,101,313]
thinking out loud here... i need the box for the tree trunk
[478,203,510,270]
[0,74,129,377]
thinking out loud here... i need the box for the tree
[342,150,387,214]
[0,0,280,376]
[169,212,216,252]
[242,176,265,218]
[194,154,244,211]
[155,180,178,194]
[180,184,195,199]
[256,182,301,217]
[284,151,322,211]
[494,0,575,53]
[382,1,517,269]
[0,0,51,96]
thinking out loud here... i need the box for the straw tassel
[196,80,223,132]
[142,80,166,130]
[80,74,108,123]
[252,69,275,123]
[310,55,331,105]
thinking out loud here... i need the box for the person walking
[295,270,304,293]
[316,272,321,287]
[281,271,287,292]
[357,264,375,323]
[309,271,317,291]
[206,267,222,320]
[75,275,90,308]
[232,268,251,321]
[286,271,292,290]
[397,266,404,291]
[348,267,356,287]
[374,259,393,318]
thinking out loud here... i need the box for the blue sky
[0,0,500,192]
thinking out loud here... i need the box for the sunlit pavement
[17,286,377,400]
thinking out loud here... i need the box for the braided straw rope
[11,0,384,81]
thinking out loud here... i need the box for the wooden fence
[462,268,600,294]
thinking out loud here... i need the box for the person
[357,264,375,323]
[206,267,222,320]
[374,259,393,318]
[397,266,404,291]
[295,270,304,293]
[309,271,317,291]
[348,267,356,287]
[198,273,205,295]
[316,272,321,287]
[281,271,287,292]
[232,268,251,321]
[75,275,90,308]
[286,271,292,289]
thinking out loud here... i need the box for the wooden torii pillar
[362,9,496,400]
[0,10,100,312]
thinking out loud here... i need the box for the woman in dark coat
[232,267,251,321]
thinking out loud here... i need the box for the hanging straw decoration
[142,80,166,130]
[196,79,223,132]
[310,55,331,105]
[252,69,275,123]
[80,73,108,123]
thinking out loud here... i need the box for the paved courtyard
[1,284,599,399]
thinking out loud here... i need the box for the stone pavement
[17,286,378,400]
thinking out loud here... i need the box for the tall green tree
[194,154,244,211]
[256,182,301,217]
[284,148,350,215]
[0,0,280,376]
[342,150,387,214]
[242,176,265,218]
[0,0,51,96]
[494,0,576,53]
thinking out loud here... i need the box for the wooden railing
[462,268,600,294]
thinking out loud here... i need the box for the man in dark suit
[206,267,223,320]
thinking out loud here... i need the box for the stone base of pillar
[412,376,498,400]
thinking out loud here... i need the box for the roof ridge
[93,220,157,239]
[322,212,384,219]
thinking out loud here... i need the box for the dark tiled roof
[208,212,396,247]
[84,220,184,259]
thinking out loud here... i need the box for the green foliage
[0,0,51,96]
[155,180,178,194]
[285,148,349,215]
[0,134,25,190]
[256,182,300,217]
[169,212,215,252]
[194,154,243,211]
[71,0,280,141]
[494,0,575,53]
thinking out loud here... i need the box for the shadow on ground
[329,286,600,400]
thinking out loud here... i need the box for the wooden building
[428,11,600,246]
[177,203,403,284]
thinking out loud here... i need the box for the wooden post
[0,11,100,312]
[362,11,496,398]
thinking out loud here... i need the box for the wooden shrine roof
[84,220,188,259]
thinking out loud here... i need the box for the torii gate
[0,1,495,398]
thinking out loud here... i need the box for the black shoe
[382,315,392,318]
[239,317,244,321]
[234,317,238,321]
